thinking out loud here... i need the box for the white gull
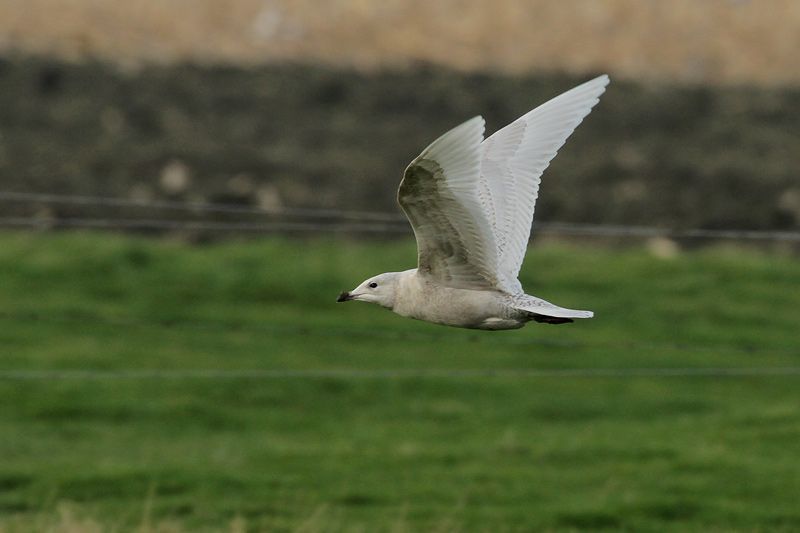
[337,75,609,330]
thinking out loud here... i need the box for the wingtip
[587,74,610,90]
[413,114,485,164]
[575,75,610,101]
[463,115,486,134]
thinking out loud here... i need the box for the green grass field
[1,232,799,532]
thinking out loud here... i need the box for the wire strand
[2,191,799,241]
[0,191,406,222]
[0,217,409,234]
[2,367,800,380]
[540,222,800,242]
[3,215,800,242]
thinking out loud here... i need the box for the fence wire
[0,216,409,234]
[0,190,404,221]
[2,367,800,381]
[2,190,800,241]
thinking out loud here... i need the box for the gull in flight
[338,75,609,330]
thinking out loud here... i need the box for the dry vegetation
[1,0,799,84]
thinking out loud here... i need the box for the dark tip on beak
[336,291,351,303]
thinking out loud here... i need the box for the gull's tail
[508,293,594,323]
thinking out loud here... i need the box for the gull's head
[337,272,400,309]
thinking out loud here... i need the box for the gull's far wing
[507,293,594,319]
[398,116,501,290]
[479,75,610,292]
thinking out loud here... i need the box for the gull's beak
[336,291,352,302]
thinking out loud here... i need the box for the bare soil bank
[1,57,798,232]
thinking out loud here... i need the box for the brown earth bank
[0,56,798,232]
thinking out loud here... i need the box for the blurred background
[1,1,799,531]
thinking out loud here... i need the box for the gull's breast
[392,271,526,330]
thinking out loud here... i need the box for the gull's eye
[368,282,378,288]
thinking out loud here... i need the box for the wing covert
[398,116,501,290]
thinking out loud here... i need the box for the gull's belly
[392,274,526,330]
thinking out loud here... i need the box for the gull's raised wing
[479,75,610,293]
[398,116,501,290]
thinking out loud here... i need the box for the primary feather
[480,75,610,293]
